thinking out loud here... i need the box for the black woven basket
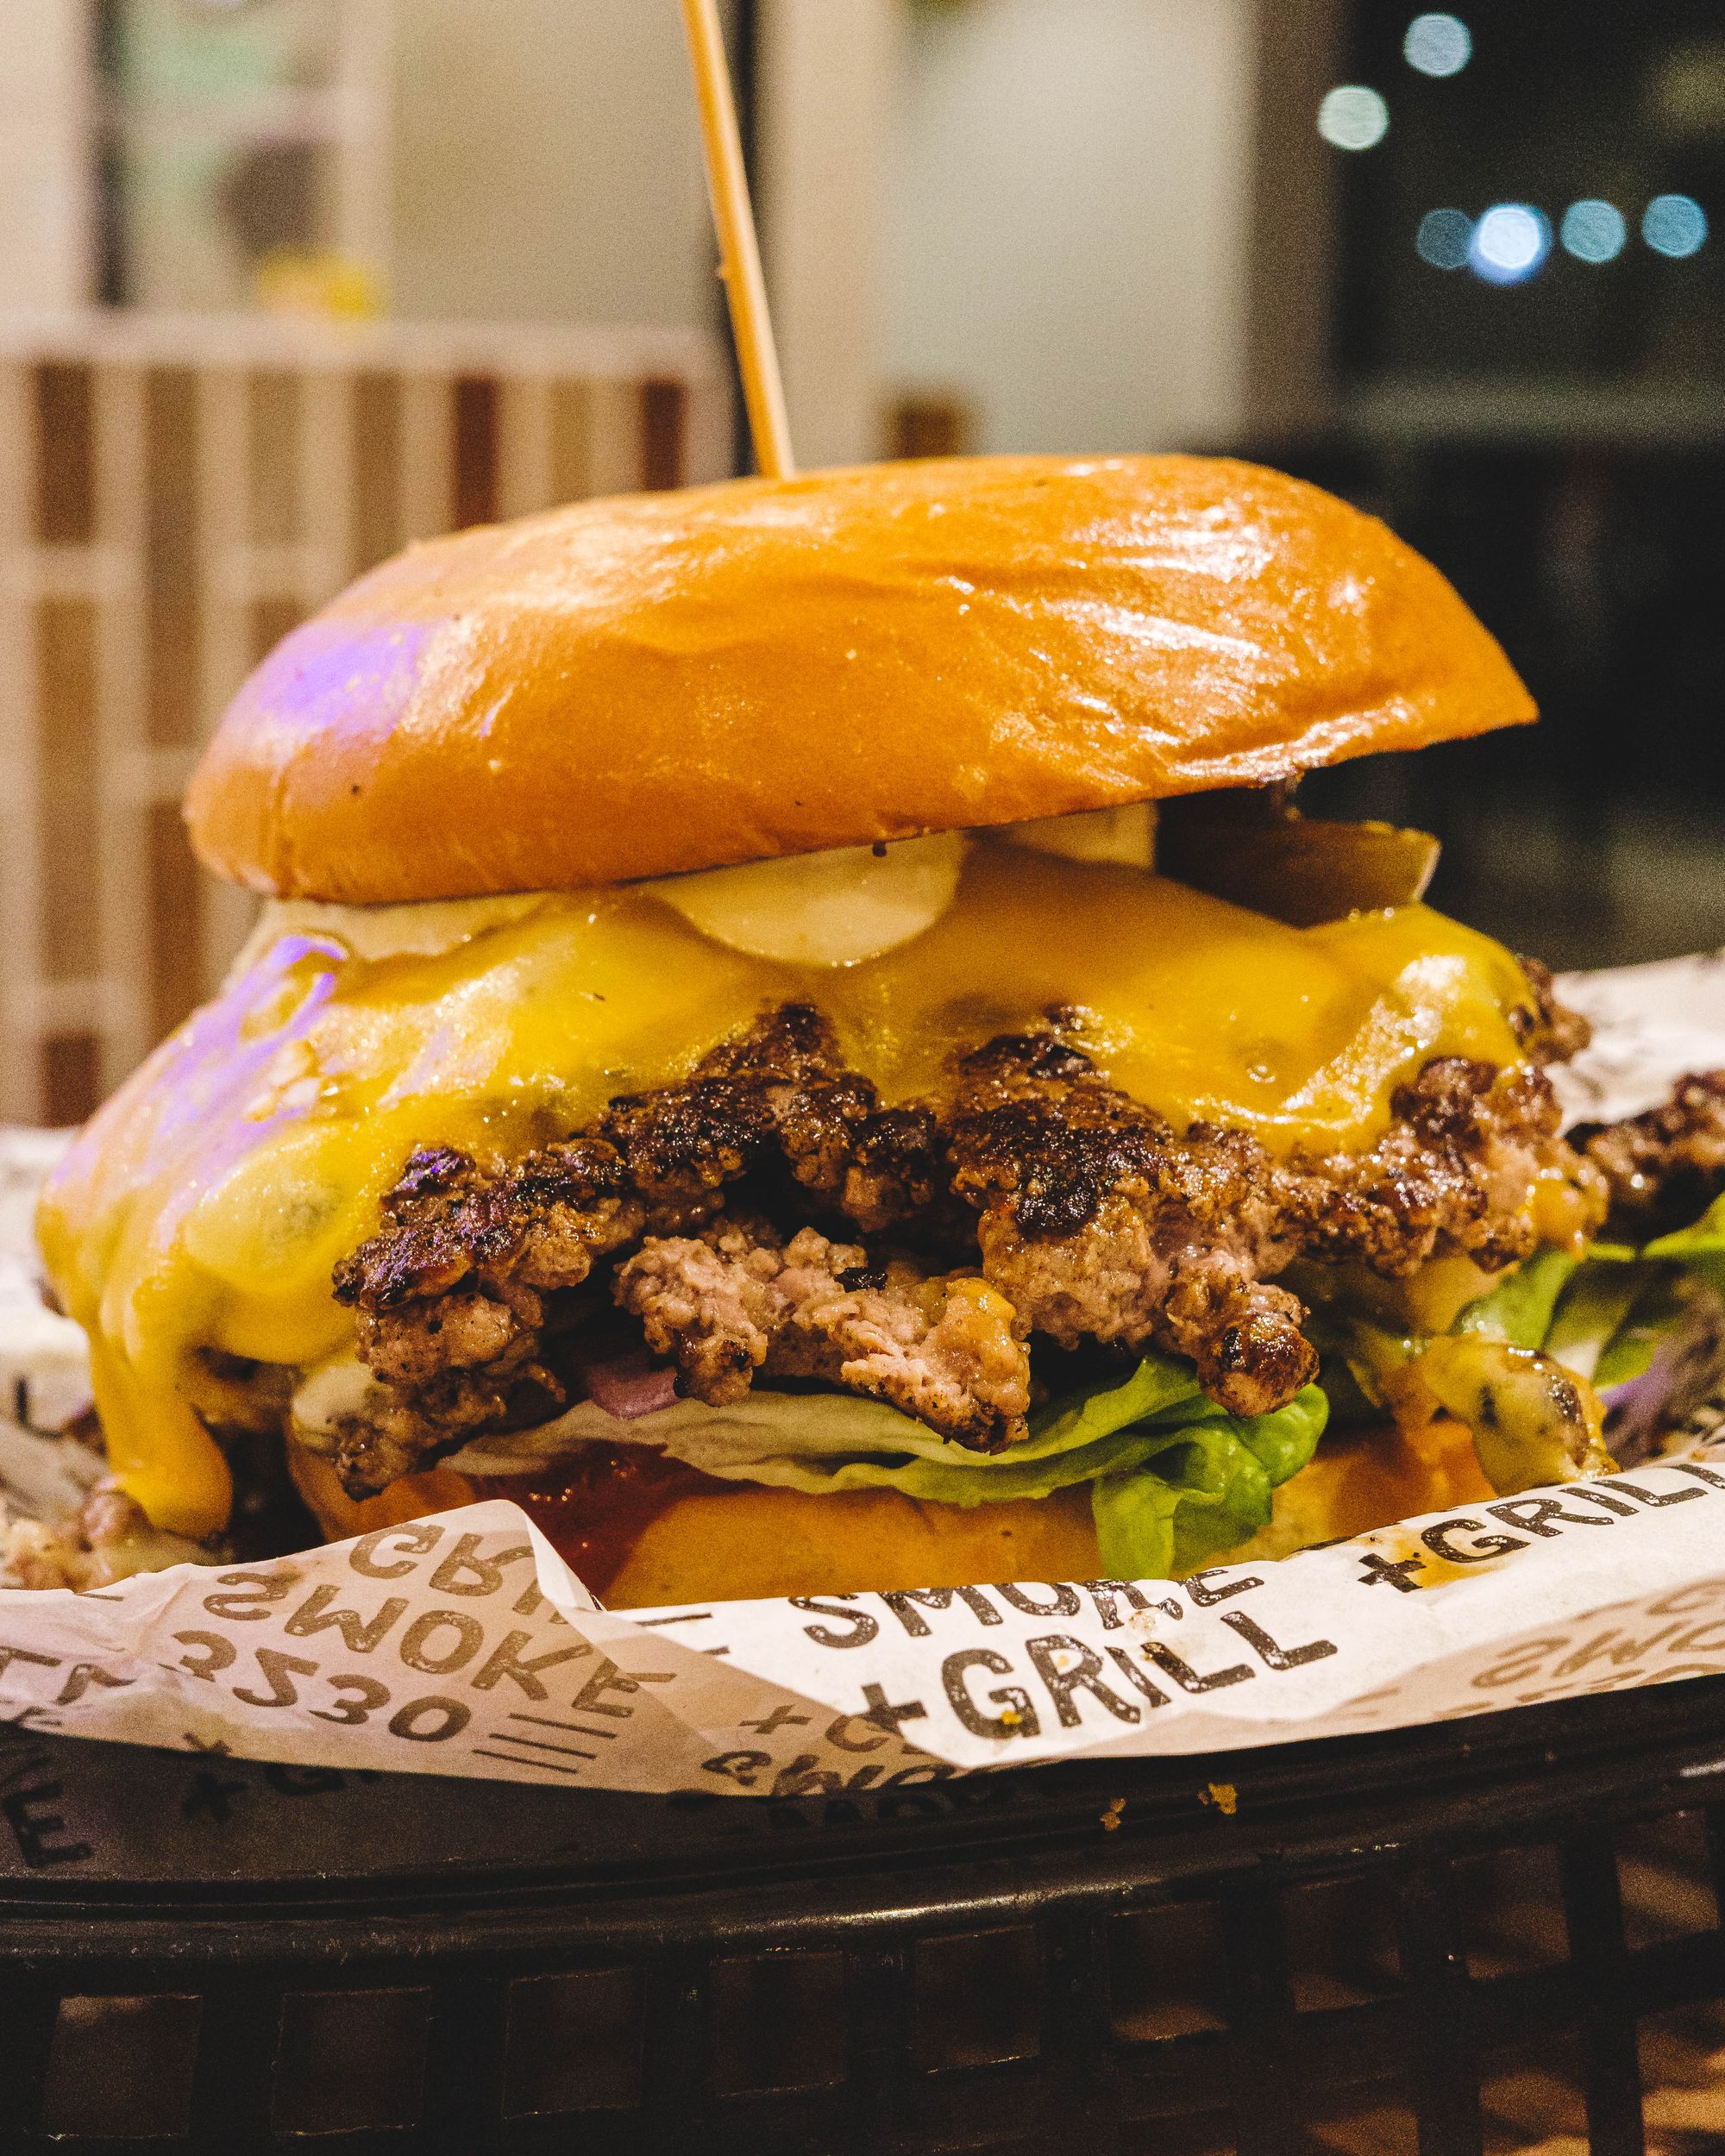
[7,1679,1725,2155]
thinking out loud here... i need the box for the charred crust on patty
[1573,1069,1725,1235]
[1509,956,1592,1063]
[325,1000,1614,1495]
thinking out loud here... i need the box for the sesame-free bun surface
[187,454,1535,904]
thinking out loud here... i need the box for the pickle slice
[649,831,968,966]
[1159,797,1440,926]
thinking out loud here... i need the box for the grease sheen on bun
[185,454,1534,905]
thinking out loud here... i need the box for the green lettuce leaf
[1575,1269,1725,1401]
[1454,1247,1580,1349]
[1536,1198,1725,1395]
[1596,1273,1688,1392]
[492,1351,1323,1576]
[1640,1196,1725,1313]
[1026,1352,1204,1448]
[735,1378,1327,1573]
[657,1357,1222,1507]
[1544,1263,1650,1383]
[511,1348,1206,1493]
[1643,1193,1725,1263]
[1091,1388,1329,1577]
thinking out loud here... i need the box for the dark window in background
[1258,2,1725,971]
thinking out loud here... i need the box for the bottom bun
[290,1448,1101,1602]
[605,1484,1103,1604]
[290,1410,1496,1605]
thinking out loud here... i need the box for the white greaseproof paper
[3,953,1724,1796]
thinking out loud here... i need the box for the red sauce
[470,1446,727,1598]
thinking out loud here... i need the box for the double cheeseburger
[34,455,1725,1604]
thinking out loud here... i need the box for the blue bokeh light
[1416,208,1473,268]
[1469,203,1551,285]
[1642,194,1709,259]
[1317,85,1389,151]
[1559,199,1627,264]
[1404,14,1471,78]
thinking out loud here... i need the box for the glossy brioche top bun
[186,453,1535,905]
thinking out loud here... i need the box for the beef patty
[321,999,1617,1499]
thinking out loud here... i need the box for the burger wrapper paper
[3,951,1725,1796]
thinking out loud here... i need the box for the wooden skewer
[679,0,796,479]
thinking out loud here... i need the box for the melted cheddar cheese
[37,843,1534,1538]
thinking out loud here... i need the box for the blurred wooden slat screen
[0,311,729,1126]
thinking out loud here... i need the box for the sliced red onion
[578,1349,680,1422]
